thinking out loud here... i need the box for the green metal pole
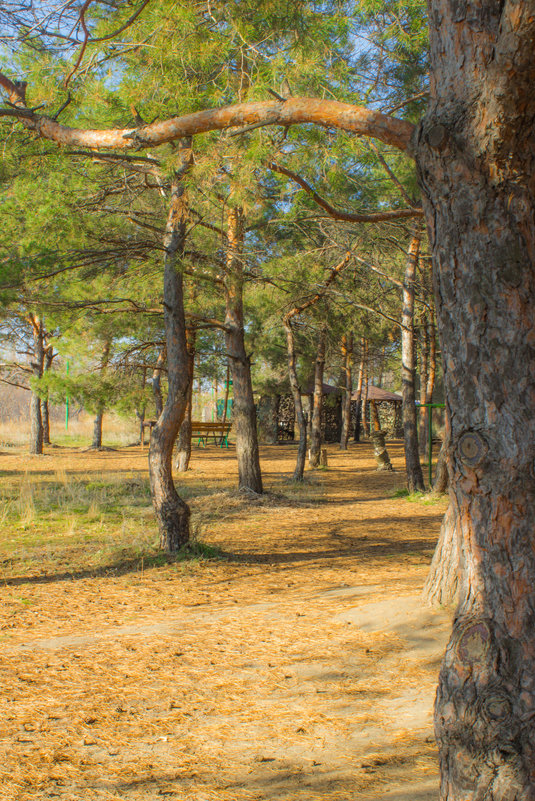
[65,360,69,431]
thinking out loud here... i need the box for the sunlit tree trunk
[41,347,53,446]
[418,4,535,795]
[91,339,111,450]
[28,314,44,455]
[283,317,307,481]
[175,327,196,473]
[148,141,192,551]
[401,229,425,492]
[224,207,262,494]
[354,337,366,442]
[309,324,326,467]
[152,346,166,419]
[340,332,353,450]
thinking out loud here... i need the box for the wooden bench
[191,421,231,448]
[141,420,231,449]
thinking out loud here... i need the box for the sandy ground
[0,440,449,800]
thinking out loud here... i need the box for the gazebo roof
[352,385,402,403]
[302,380,342,396]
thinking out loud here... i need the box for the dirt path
[0,441,449,800]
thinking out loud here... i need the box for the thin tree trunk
[148,141,192,551]
[401,229,425,492]
[175,327,196,472]
[361,341,369,438]
[91,339,111,450]
[419,312,430,456]
[40,347,53,446]
[152,346,166,419]
[354,337,366,442]
[309,324,326,467]
[340,332,353,450]
[283,318,307,481]
[135,367,147,445]
[221,362,230,427]
[224,207,262,494]
[371,400,381,431]
[28,314,45,455]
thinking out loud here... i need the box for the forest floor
[0,439,449,801]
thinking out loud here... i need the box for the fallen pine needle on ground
[0,440,449,801]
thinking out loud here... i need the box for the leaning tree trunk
[340,332,353,450]
[148,142,192,551]
[418,6,535,797]
[28,314,45,455]
[224,207,262,494]
[175,327,196,473]
[283,318,308,481]
[309,324,326,467]
[401,229,425,492]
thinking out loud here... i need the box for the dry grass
[0,438,448,801]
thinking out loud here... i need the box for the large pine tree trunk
[340,332,353,450]
[28,314,45,455]
[418,4,535,796]
[148,142,192,551]
[309,324,326,467]
[175,328,195,473]
[224,207,262,494]
[283,318,308,481]
[401,229,425,492]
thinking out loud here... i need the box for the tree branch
[0,86,415,154]
[270,161,422,223]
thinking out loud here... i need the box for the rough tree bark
[401,229,425,492]
[422,503,459,607]
[148,141,192,551]
[309,324,327,467]
[340,332,353,450]
[175,327,196,473]
[417,3,535,797]
[224,207,263,494]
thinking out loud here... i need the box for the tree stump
[320,447,328,467]
[370,430,393,471]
